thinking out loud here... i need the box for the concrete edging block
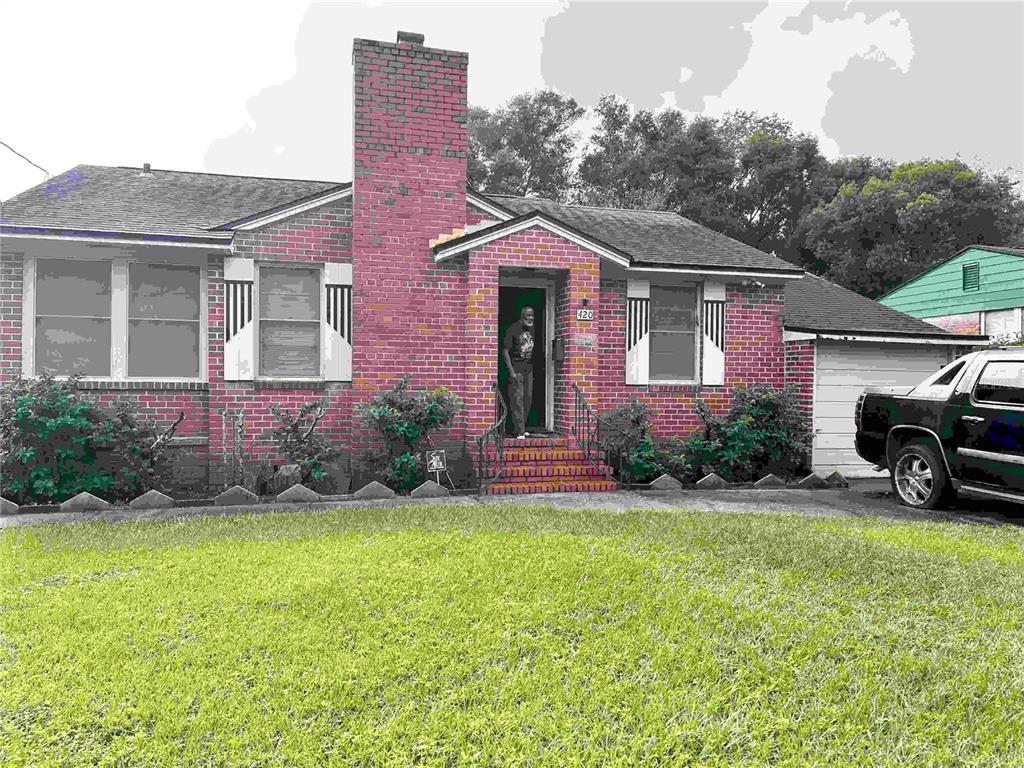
[695,473,729,490]
[824,471,849,488]
[276,484,321,503]
[648,474,682,491]
[353,481,396,500]
[129,489,175,509]
[214,485,259,506]
[753,474,786,489]
[795,473,830,489]
[60,492,111,512]
[410,480,450,498]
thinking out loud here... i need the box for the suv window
[912,358,968,398]
[973,361,1024,406]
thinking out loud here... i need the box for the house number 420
[576,308,595,321]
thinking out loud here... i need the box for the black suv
[855,347,1024,509]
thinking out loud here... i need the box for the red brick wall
[596,279,787,437]
[0,250,23,384]
[464,227,601,434]
[350,37,471,455]
[784,339,815,420]
[922,312,982,335]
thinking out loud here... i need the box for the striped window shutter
[323,263,353,382]
[626,279,650,385]
[701,282,726,385]
[224,257,255,380]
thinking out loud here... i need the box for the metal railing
[571,382,639,490]
[475,382,508,494]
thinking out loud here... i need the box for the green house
[879,245,1024,338]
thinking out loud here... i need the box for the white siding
[813,341,950,477]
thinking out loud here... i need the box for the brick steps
[486,479,619,495]
[480,434,618,495]
[502,463,614,480]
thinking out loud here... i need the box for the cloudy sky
[1,1,1021,201]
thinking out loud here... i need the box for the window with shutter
[649,285,698,382]
[258,266,321,378]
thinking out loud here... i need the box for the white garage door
[813,341,951,477]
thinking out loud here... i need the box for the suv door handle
[960,415,986,423]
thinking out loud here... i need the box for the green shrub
[269,399,341,489]
[680,383,811,482]
[103,401,168,501]
[1,375,173,504]
[599,398,663,483]
[359,376,461,492]
[1,374,112,503]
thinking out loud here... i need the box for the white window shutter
[323,262,352,382]
[223,257,254,381]
[626,279,649,385]
[701,281,726,385]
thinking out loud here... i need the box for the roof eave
[0,225,233,249]
[432,211,633,267]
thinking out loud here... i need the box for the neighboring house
[783,275,983,477]
[879,245,1024,338]
[0,31,970,493]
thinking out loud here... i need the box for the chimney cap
[396,30,425,45]
[140,162,153,177]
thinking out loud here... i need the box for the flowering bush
[360,376,461,491]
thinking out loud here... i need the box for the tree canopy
[468,92,1024,297]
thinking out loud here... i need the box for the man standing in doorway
[503,306,535,439]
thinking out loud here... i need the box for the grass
[1,505,1023,767]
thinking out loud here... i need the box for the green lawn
[2,506,1023,767]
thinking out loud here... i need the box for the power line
[0,140,49,178]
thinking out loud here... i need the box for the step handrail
[474,381,507,495]
[571,382,639,489]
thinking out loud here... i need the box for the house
[782,274,983,477]
[879,245,1024,338]
[0,31,972,494]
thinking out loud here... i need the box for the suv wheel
[892,442,953,509]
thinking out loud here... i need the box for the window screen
[649,285,698,381]
[259,266,320,377]
[35,259,111,376]
[128,263,201,377]
[962,263,980,291]
[974,362,1024,406]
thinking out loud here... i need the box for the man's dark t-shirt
[504,321,535,367]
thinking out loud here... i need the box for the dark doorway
[498,285,548,434]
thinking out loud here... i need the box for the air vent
[962,262,980,291]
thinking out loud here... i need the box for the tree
[803,160,1024,297]
[728,117,829,262]
[467,90,584,200]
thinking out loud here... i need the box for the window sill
[76,380,209,391]
[254,379,328,390]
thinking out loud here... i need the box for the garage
[784,275,985,478]
[813,340,951,476]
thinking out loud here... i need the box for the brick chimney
[349,32,469,406]
[352,33,468,252]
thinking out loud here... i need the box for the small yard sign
[427,450,447,473]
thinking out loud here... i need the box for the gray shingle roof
[785,273,958,337]
[1,165,347,238]
[486,195,802,274]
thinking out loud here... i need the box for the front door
[498,286,550,433]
